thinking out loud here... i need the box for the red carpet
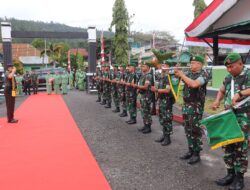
[0,94,111,190]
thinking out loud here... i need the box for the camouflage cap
[129,63,137,67]
[224,52,242,65]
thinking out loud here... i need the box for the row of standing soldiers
[95,52,250,190]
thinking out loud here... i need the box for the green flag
[200,110,244,150]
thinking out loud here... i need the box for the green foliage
[31,38,45,50]
[193,0,207,19]
[110,0,129,65]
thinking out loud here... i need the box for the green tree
[31,38,45,50]
[193,0,207,19]
[109,0,129,65]
[189,0,207,56]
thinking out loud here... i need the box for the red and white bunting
[101,30,105,65]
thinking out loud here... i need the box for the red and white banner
[101,30,105,65]
[185,37,250,49]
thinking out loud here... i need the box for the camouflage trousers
[183,113,203,153]
[223,113,250,174]
[126,92,137,119]
[112,87,120,108]
[118,87,127,112]
[159,98,173,135]
[140,94,152,125]
[96,83,102,100]
[103,83,111,104]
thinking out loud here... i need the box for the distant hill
[0,18,114,47]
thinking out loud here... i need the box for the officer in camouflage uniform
[95,65,102,102]
[54,71,62,94]
[103,65,112,108]
[136,62,154,134]
[152,62,175,145]
[110,64,120,112]
[175,55,209,164]
[45,71,53,95]
[212,53,250,190]
[61,71,69,94]
[125,63,137,124]
[118,64,128,117]
[100,65,106,105]
[31,70,39,94]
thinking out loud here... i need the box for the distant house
[19,56,52,71]
[69,48,88,58]
[0,43,41,61]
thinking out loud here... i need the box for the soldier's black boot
[112,107,120,113]
[100,100,106,105]
[119,111,127,117]
[96,97,101,102]
[180,148,193,160]
[155,133,164,143]
[188,151,200,165]
[127,118,137,124]
[105,102,111,108]
[228,172,244,190]
[215,169,235,186]
[138,125,146,132]
[161,134,171,146]
[142,125,151,134]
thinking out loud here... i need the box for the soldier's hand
[211,101,220,110]
[151,86,156,92]
[232,93,241,106]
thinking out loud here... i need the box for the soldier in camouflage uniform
[110,64,120,112]
[151,62,175,145]
[100,65,106,105]
[136,62,154,134]
[125,63,137,124]
[175,55,209,164]
[103,65,112,108]
[212,53,250,190]
[61,71,69,94]
[118,64,128,117]
[95,65,102,102]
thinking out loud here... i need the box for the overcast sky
[0,0,213,42]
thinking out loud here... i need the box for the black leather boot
[215,169,235,186]
[155,133,164,143]
[105,103,111,108]
[127,118,137,124]
[112,107,120,113]
[161,134,171,146]
[119,111,128,117]
[188,152,200,165]
[142,125,151,134]
[138,126,146,132]
[180,148,193,160]
[229,172,244,190]
[100,100,106,105]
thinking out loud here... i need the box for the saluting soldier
[212,53,250,190]
[151,61,175,145]
[175,55,209,165]
[110,64,120,112]
[135,62,154,134]
[125,62,137,124]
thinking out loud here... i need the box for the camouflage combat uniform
[110,69,120,110]
[126,71,137,121]
[182,69,209,153]
[222,66,250,174]
[96,69,102,102]
[103,70,112,107]
[118,71,128,115]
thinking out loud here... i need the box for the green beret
[113,64,119,68]
[141,62,153,67]
[129,63,137,67]
[120,64,127,68]
[224,52,242,65]
[191,55,204,64]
